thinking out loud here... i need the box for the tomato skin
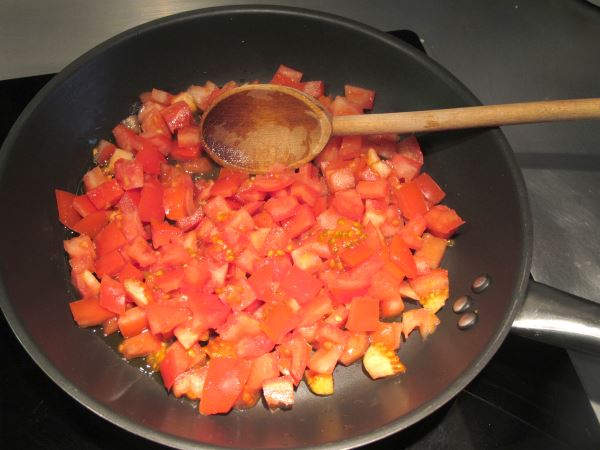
[356,180,387,199]
[138,179,165,222]
[308,344,344,375]
[424,205,465,239]
[94,221,127,257]
[414,233,448,270]
[389,234,418,279]
[146,303,191,335]
[135,146,166,175]
[395,180,428,220]
[69,298,115,327]
[160,341,193,390]
[282,204,316,239]
[270,64,303,88]
[261,302,299,344]
[415,172,446,204]
[160,101,192,133]
[246,352,280,391]
[71,196,97,220]
[86,179,124,210]
[55,189,82,229]
[264,195,299,222]
[344,85,376,110]
[95,249,126,278]
[301,80,325,98]
[200,358,252,415]
[279,266,323,305]
[118,307,148,338]
[346,297,380,332]
[339,331,370,366]
[119,331,163,359]
[99,276,127,315]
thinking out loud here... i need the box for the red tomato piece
[119,331,163,359]
[118,307,148,338]
[86,179,124,210]
[236,333,275,359]
[282,204,316,239]
[424,205,465,239]
[151,220,182,249]
[177,126,200,147]
[389,234,418,279]
[69,298,115,327]
[396,135,424,164]
[94,221,127,257]
[270,64,303,88]
[300,80,325,98]
[331,189,364,221]
[339,240,375,268]
[346,296,380,332]
[246,352,280,391]
[308,344,344,375]
[356,179,387,199]
[160,101,192,133]
[329,96,362,116]
[395,180,428,220]
[261,302,299,344]
[415,172,446,204]
[338,135,363,160]
[160,341,193,390]
[200,358,252,415]
[370,322,403,350]
[118,262,144,282]
[279,265,323,305]
[146,303,191,335]
[114,159,144,190]
[135,146,166,175]
[264,195,299,222]
[83,166,107,191]
[402,308,440,339]
[138,179,165,222]
[55,189,82,229]
[390,154,421,182]
[71,194,97,218]
[339,332,370,365]
[170,145,200,161]
[398,215,427,250]
[186,291,231,330]
[151,88,173,105]
[99,276,127,315]
[95,139,116,165]
[126,235,157,268]
[325,165,356,192]
[253,173,294,192]
[344,85,376,110]
[95,249,126,278]
[414,233,448,270]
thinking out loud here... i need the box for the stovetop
[1,17,600,446]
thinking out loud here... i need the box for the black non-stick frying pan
[1,6,598,449]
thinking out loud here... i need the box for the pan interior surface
[0,6,531,449]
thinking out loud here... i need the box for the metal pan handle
[512,280,600,354]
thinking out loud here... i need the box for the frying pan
[0,5,598,449]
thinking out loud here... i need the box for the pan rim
[0,4,533,449]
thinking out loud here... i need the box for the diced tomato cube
[200,358,252,415]
[344,85,376,110]
[86,179,124,210]
[279,265,323,305]
[331,189,363,221]
[282,204,316,239]
[270,64,303,88]
[160,341,193,390]
[415,172,446,204]
[71,194,97,218]
[300,80,325,98]
[338,135,363,160]
[55,189,82,229]
[69,298,115,328]
[346,297,380,332]
[424,205,465,239]
[395,180,428,220]
[160,101,192,133]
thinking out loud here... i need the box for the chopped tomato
[61,67,464,415]
[424,205,465,239]
[346,297,380,332]
[200,358,252,415]
[69,298,115,327]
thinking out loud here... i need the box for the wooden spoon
[200,84,600,173]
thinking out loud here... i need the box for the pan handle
[511,280,600,354]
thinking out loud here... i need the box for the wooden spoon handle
[331,98,600,136]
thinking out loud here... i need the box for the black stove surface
[1,30,599,449]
